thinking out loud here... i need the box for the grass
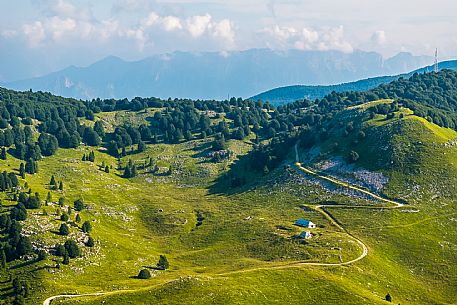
[2,102,457,305]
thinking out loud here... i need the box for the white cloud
[125,28,146,50]
[23,21,46,47]
[186,14,212,38]
[212,19,235,46]
[162,16,182,31]
[262,25,353,53]
[143,12,160,27]
[46,16,76,41]
[371,30,387,45]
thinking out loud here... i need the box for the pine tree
[62,254,70,265]
[157,255,169,270]
[138,269,151,279]
[137,140,146,152]
[60,213,69,222]
[123,166,131,178]
[75,214,81,223]
[46,192,52,204]
[86,236,95,247]
[59,223,69,235]
[88,151,95,162]
[0,147,6,160]
[50,175,56,186]
[59,181,63,191]
[19,163,25,179]
[385,293,392,302]
[82,221,92,233]
[104,165,110,173]
[82,154,86,161]
[0,249,6,269]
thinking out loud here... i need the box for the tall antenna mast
[434,48,439,73]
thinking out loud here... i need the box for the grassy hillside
[2,71,457,305]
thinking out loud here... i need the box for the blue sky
[1,0,456,81]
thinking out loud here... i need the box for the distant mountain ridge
[251,60,457,105]
[2,49,432,101]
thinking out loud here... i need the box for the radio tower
[434,48,439,73]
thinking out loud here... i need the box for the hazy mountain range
[2,49,433,101]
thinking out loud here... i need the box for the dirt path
[43,292,114,305]
[42,143,404,305]
[293,143,403,207]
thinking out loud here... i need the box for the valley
[1,71,457,305]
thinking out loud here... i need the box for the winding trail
[42,143,405,304]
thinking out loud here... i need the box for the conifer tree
[59,223,69,235]
[19,163,25,179]
[0,147,6,160]
[157,255,169,270]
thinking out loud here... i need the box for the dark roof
[295,219,313,227]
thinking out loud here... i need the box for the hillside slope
[251,60,457,105]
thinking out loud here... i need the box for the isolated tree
[64,240,80,258]
[60,213,69,222]
[385,293,392,302]
[49,175,56,187]
[82,221,92,233]
[75,214,81,223]
[46,191,52,204]
[104,165,110,173]
[59,181,63,191]
[59,223,69,235]
[157,255,169,270]
[138,269,151,279]
[74,199,84,211]
[88,151,95,162]
[86,236,95,247]
[58,197,65,207]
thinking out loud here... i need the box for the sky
[0,0,456,81]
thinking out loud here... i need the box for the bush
[138,269,151,279]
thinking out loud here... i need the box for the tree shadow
[9,258,39,270]
[207,152,261,196]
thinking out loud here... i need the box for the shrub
[138,269,151,279]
